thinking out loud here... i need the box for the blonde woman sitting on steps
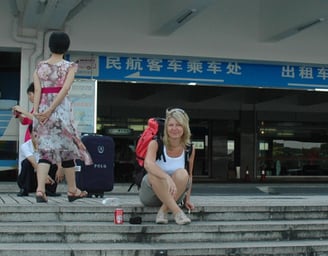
[139,108,195,225]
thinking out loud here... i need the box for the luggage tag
[74,165,81,172]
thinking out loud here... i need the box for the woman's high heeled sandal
[36,191,48,203]
[67,189,88,202]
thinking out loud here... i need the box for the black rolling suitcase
[76,134,115,197]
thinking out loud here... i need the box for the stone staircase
[1,191,328,256]
[0,195,328,256]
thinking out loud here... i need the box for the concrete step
[2,185,328,256]
[1,240,328,256]
[1,220,328,243]
[1,203,328,222]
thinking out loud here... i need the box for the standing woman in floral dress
[33,31,92,203]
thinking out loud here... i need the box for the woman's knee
[172,168,189,182]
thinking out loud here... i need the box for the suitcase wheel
[96,192,104,198]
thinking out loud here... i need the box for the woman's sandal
[36,191,48,203]
[67,189,88,202]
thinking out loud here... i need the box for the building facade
[1,0,328,182]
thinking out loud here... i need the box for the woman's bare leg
[149,169,189,215]
[36,163,50,193]
[63,167,77,193]
[171,169,189,200]
[156,169,189,213]
[35,162,50,202]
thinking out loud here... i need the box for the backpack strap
[184,143,193,174]
[155,136,166,162]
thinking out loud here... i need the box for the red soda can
[114,208,124,224]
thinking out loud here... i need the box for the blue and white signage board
[69,54,328,90]
[69,79,97,134]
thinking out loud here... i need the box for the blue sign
[70,54,328,90]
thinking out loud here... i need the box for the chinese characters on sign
[106,56,243,77]
[70,54,328,90]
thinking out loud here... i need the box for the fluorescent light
[176,9,196,24]
[269,18,325,41]
[314,88,328,92]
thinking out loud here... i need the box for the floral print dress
[33,60,92,165]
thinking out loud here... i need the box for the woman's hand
[184,199,195,211]
[34,108,52,125]
[166,175,177,197]
[55,167,65,183]
[12,105,23,113]
[12,105,22,118]
[45,175,55,185]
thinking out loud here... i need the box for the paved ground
[2,181,328,196]
[0,181,328,207]
[0,182,328,196]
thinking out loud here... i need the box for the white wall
[1,0,328,64]
[0,0,21,49]
[65,0,328,64]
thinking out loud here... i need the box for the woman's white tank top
[156,145,185,175]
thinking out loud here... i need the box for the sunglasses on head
[166,107,186,115]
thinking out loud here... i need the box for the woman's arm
[12,105,33,122]
[33,70,41,115]
[143,140,169,180]
[47,65,76,113]
[35,65,76,124]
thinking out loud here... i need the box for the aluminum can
[114,208,124,224]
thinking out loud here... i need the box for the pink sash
[41,87,62,94]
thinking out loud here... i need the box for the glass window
[257,121,328,176]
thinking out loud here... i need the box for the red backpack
[135,117,165,167]
[128,118,165,191]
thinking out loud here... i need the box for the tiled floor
[1,182,328,207]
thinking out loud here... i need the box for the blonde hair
[163,108,191,148]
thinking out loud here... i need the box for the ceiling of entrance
[9,0,89,30]
[9,0,328,42]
